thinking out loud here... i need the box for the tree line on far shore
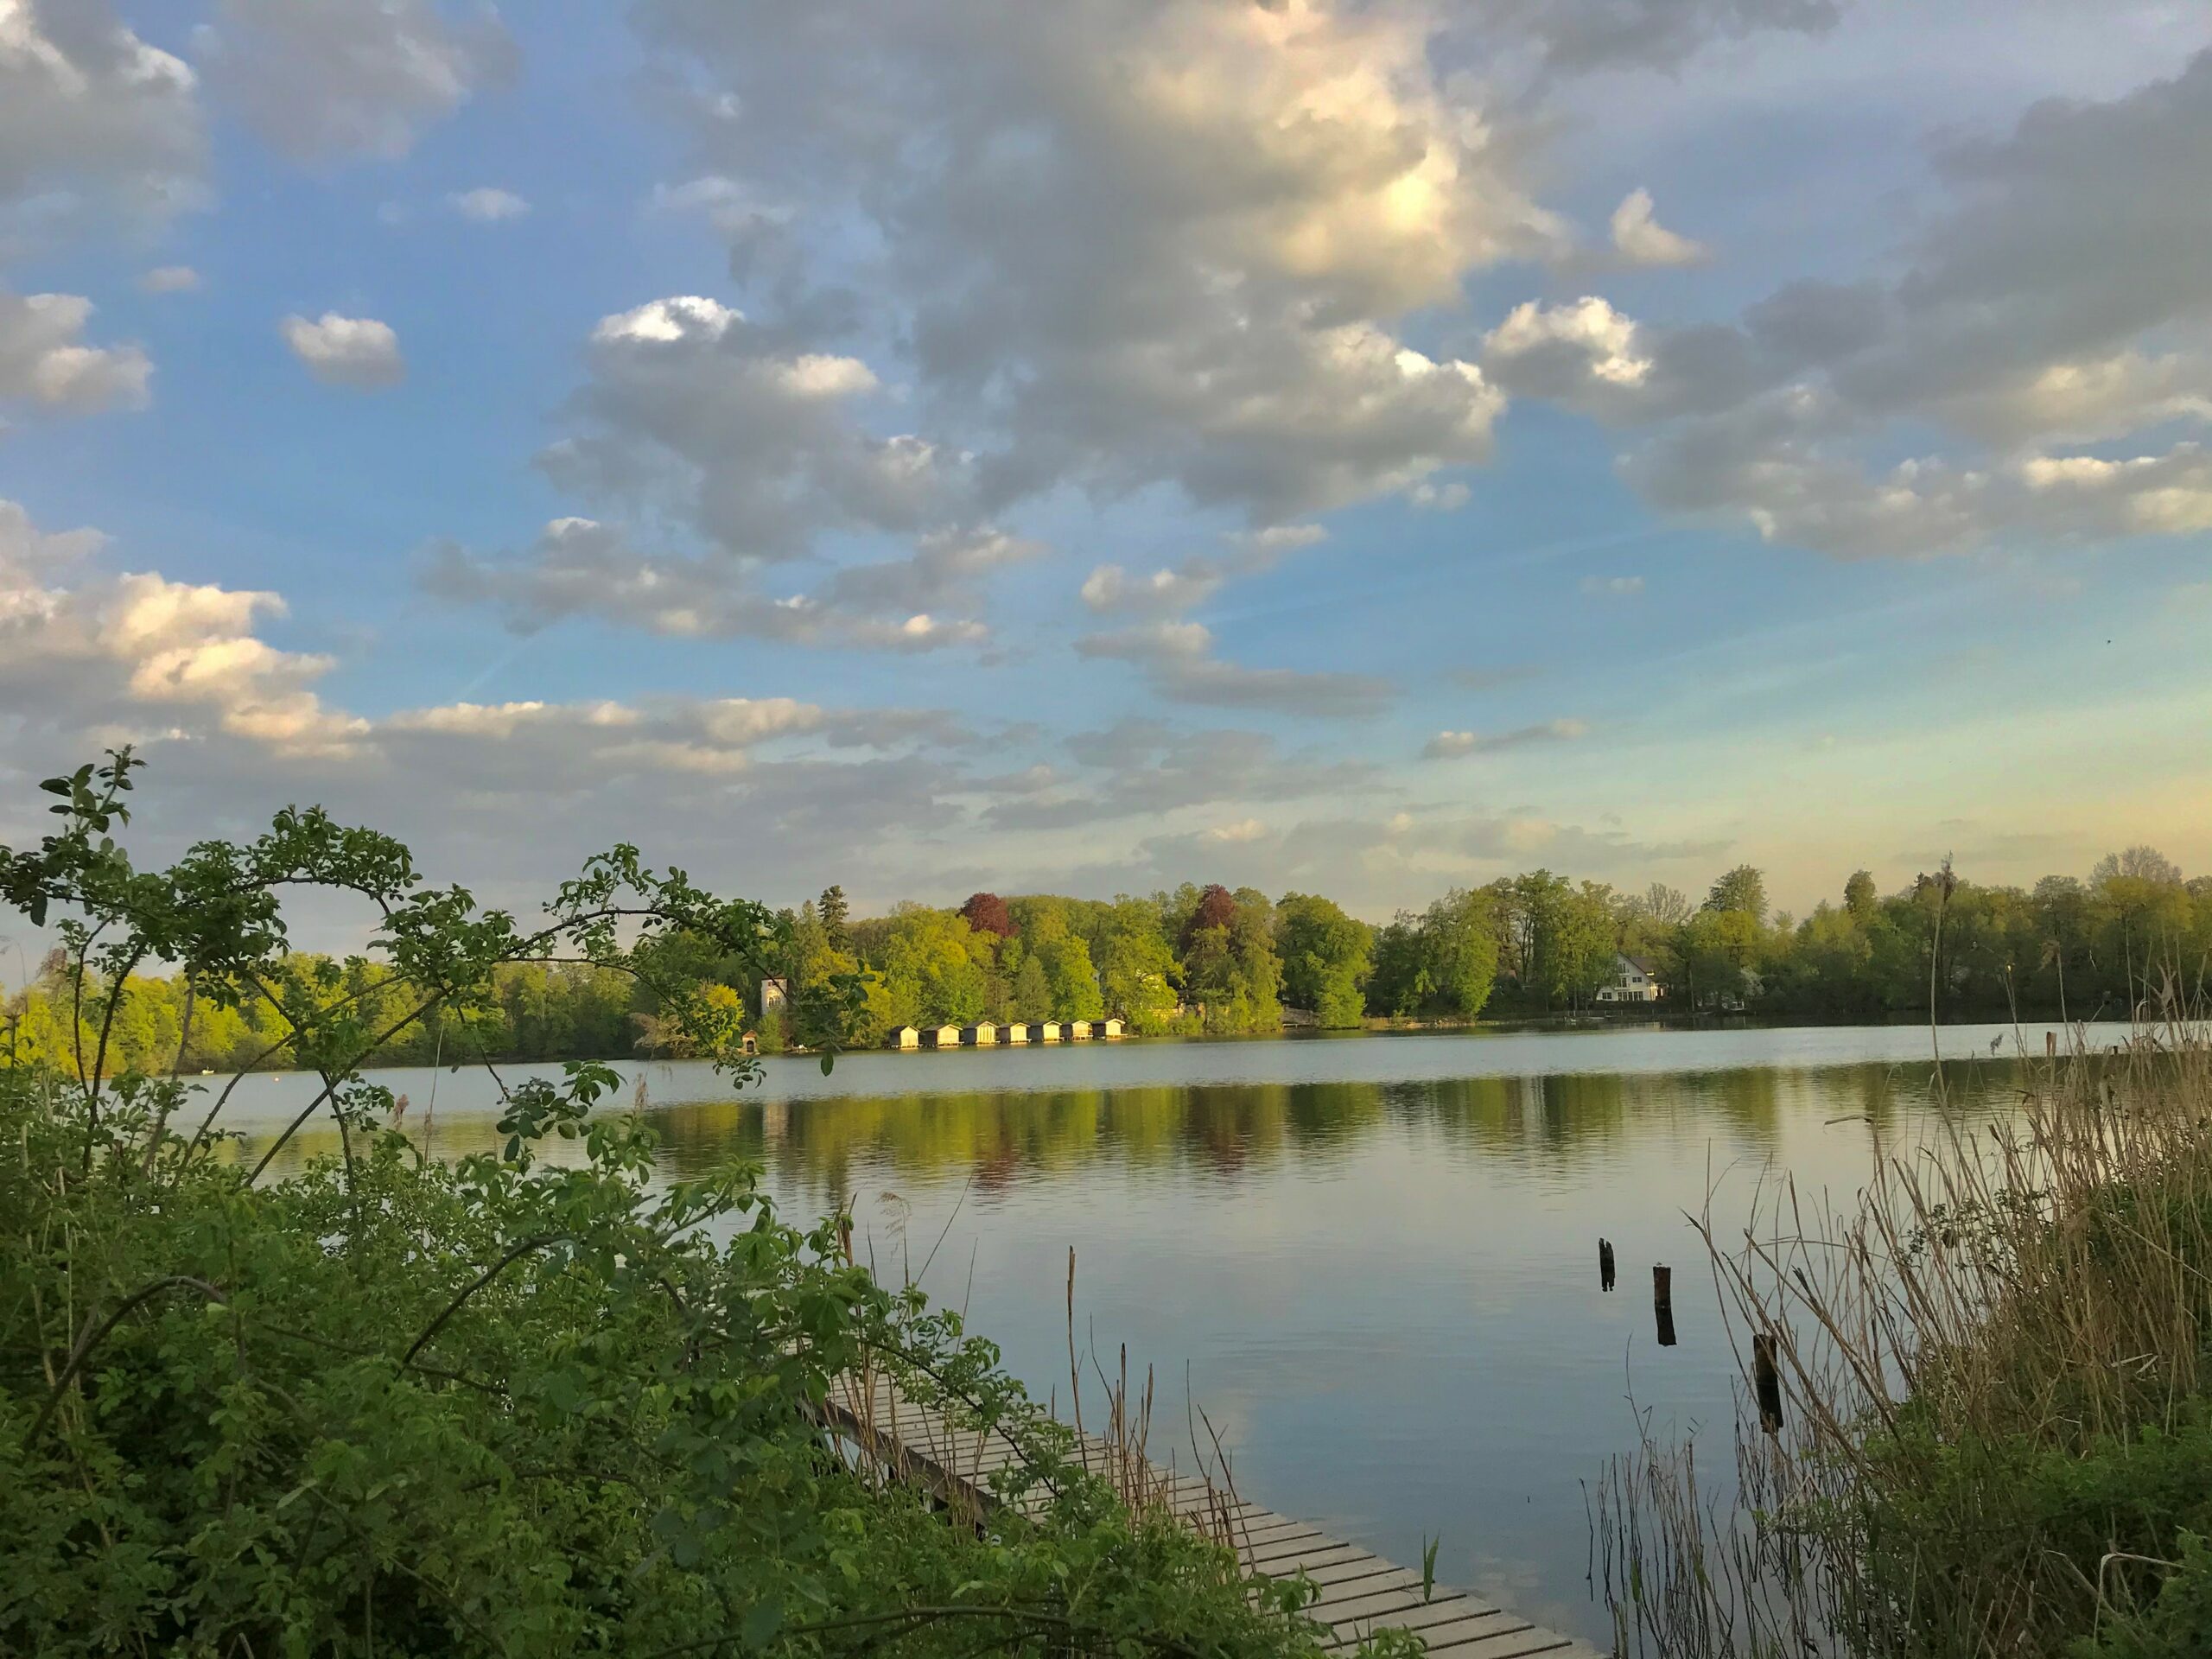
[6,848,2204,1075]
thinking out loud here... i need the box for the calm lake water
[224,1020,2116,1647]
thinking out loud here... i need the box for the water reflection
[217,1039,2054,1649]
[635,1059,1945,1206]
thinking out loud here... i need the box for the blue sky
[3,0,2210,929]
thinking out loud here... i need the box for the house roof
[1624,955,1657,974]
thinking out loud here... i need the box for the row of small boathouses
[888,1018,1123,1050]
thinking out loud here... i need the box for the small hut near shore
[924,1024,961,1050]
[962,1022,998,1046]
[1036,1021,1062,1043]
[1066,1020,1092,1039]
[889,1026,920,1050]
[1101,1017,1125,1039]
[1002,1021,1029,1044]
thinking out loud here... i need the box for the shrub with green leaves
[0,753,1342,1659]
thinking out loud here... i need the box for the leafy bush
[0,753,1337,1659]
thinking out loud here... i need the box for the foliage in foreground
[1595,1010,2212,1659]
[0,753,1339,1658]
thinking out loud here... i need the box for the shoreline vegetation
[9,755,2209,1656]
[1596,1001,2212,1658]
[6,817,2203,1080]
[0,752,1386,1659]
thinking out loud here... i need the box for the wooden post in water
[2046,1029,2057,1059]
[1753,1332,1785,1433]
[1653,1263,1676,1347]
[1599,1237,1616,1293]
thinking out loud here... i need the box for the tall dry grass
[1596,998,2212,1658]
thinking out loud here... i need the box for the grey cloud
[1075,621,1395,720]
[985,720,1383,831]
[0,0,203,244]
[1423,719,1588,760]
[632,0,1534,529]
[0,289,150,412]
[1610,188,1707,266]
[420,517,992,652]
[424,297,1019,649]
[1079,559,1224,619]
[542,296,969,563]
[1479,0,1842,75]
[1495,50,2212,558]
[822,526,1044,616]
[197,0,517,162]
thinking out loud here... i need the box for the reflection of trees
[232,1056,2037,1199]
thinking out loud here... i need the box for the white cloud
[0,497,359,753]
[1408,480,1471,511]
[1610,188,1707,267]
[1483,296,1653,409]
[1423,718,1588,760]
[634,0,1538,528]
[448,186,528,221]
[2017,443,2212,536]
[198,0,517,162]
[280,313,403,388]
[1075,620,1393,719]
[1204,817,1269,844]
[0,496,997,908]
[1079,561,1224,618]
[138,264,200,294]
[0,0,204,240]
[0,289,150,412]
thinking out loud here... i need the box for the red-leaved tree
[1181,883,1236,950]
[959,891,1016,938]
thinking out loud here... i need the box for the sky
[3,0,2211,937]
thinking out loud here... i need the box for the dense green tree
[1093,898,1179,1032]
[1179,892,1281,1034]
[1705,865,1770,924]
[1274,893,1372,1027]
[1844,869,1878,918]
[1363,890,1497,1020]
[1008,950,1052,1021]
[1039,934,1105,1021]
[876,906,991,1027]
[817,883,850,949]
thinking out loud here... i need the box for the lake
[223,1020,2109,1648]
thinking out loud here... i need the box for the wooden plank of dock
[820,1377,1603,1658]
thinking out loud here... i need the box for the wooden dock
[822,1377,1604,1658]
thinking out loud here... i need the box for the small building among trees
[924,1024,961,1049]
[1594,955,1662,1004]
[888,1026,920,1050]
[1100,1017,1125,1039]
[962,1021,998,1046]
